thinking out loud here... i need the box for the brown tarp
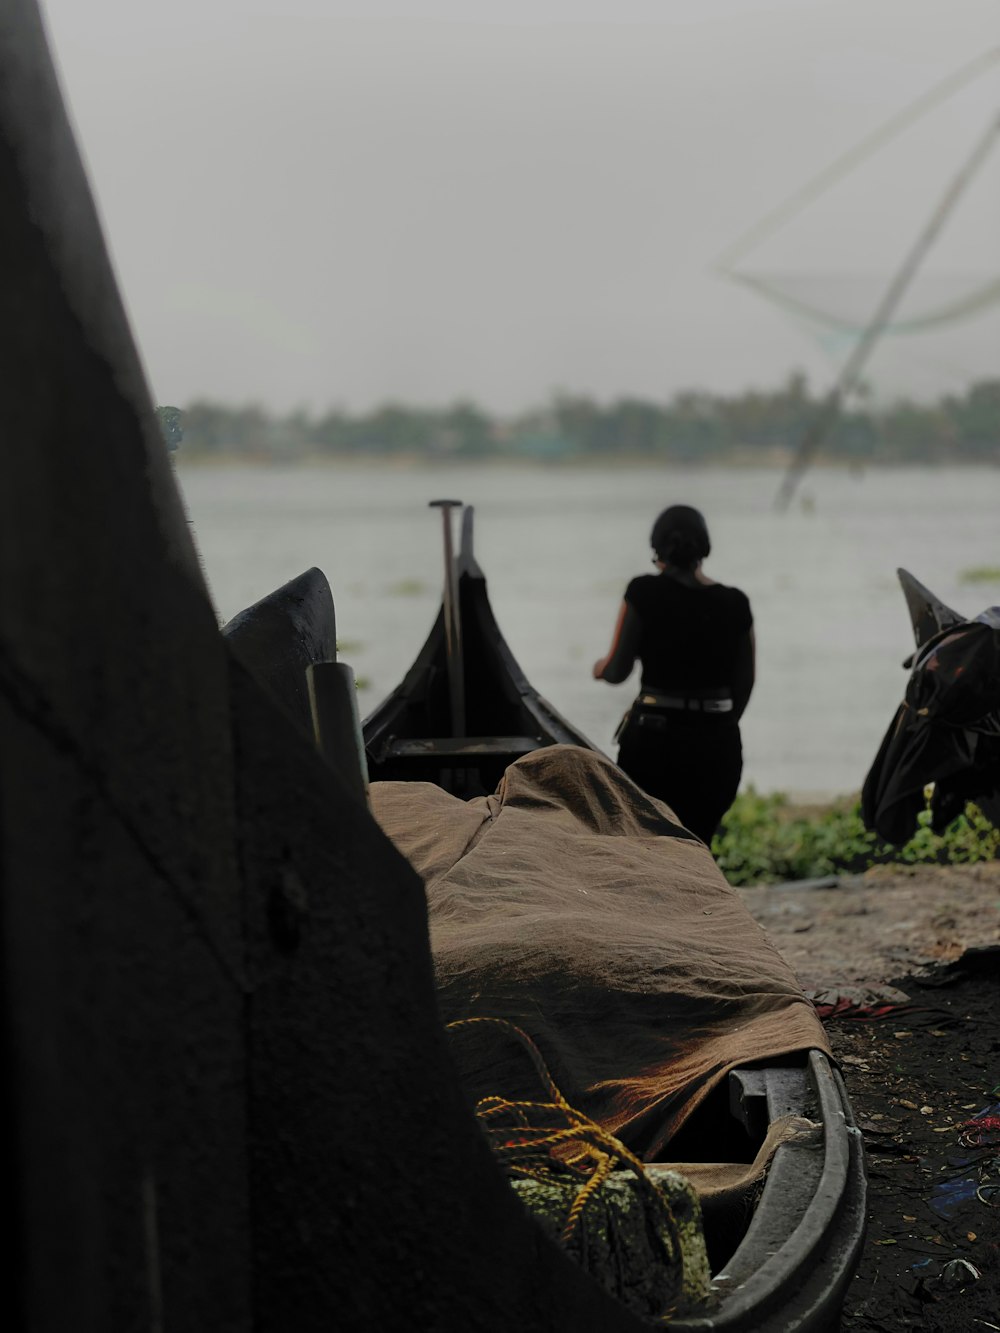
[370,745,830,1160]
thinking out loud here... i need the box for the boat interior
[362,505,593,796]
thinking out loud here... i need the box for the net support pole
[775,110,1000,511]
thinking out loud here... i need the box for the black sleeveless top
[624,573,753,693]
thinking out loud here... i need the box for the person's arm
[731,627,755,720]
[593,601,642,683]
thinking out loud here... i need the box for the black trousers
[616,709,743,846]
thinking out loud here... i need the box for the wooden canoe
[2,4,864,1321]
[363,505,594,796]
[352,503,868,1330]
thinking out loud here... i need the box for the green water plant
[712,788,1000,886]
[958,564,1000,584]
[386,578,427,597]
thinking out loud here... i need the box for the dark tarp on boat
[862,619,1000,845]
[371,744,830,1160]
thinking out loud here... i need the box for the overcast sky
[39,0,1000,413]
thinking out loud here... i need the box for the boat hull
[2,6,865,1325]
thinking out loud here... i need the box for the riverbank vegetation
[712,789,1000,886]
[159,373,1000,465]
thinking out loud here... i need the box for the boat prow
[897,566,965,649]
[363,503,596,795]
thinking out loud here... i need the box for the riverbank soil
[740,863,1000,1331]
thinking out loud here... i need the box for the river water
[175,461,1000,798]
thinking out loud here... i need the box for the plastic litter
[937,1257,982,1290]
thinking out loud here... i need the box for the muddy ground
[739,863,1000,1331]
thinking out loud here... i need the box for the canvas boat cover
[371,745,829,1160]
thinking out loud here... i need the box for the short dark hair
[650,505,711,570]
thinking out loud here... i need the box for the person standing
[592,505,754,844]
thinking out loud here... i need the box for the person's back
[624,573,751,694]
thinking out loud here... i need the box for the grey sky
[40,0,1000,413]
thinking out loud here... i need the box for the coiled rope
[446,1015,685,1317]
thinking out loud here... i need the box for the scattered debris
[823,951,1000,1329]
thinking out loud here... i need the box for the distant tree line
[161,373,1000,464]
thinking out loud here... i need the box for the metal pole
[429,499,465,737]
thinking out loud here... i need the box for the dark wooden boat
[2,6,863,1327]
[355,503,868,1330]
[363,503,594,797]
[862,569,1000,843]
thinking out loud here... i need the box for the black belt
[636,690,733,715]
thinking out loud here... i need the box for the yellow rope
[446,1016,684,1313]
